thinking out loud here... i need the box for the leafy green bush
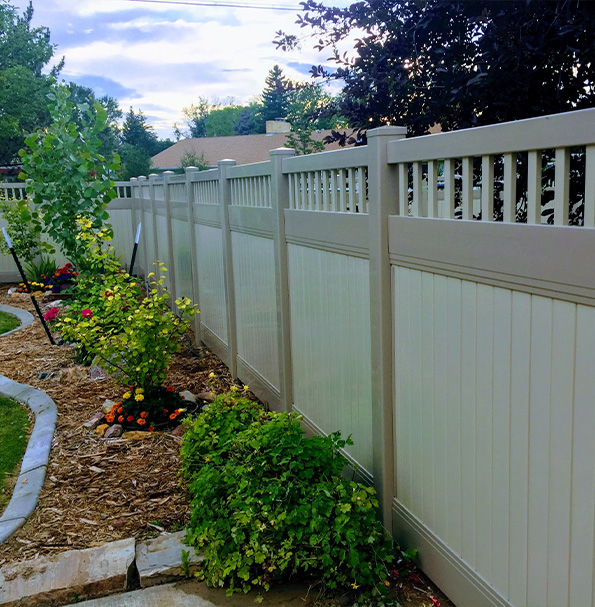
[0,195,54,264]
[181,394,394,604]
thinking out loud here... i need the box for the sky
[11,0,352,139]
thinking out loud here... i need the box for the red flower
[118,415,124,423]
[81,308,93,319]
[43,307,59,322]
[126,415,134,423]
[166,386,175,393]
[149,425,155,432]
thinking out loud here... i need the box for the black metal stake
[129,222,142,276]
[2,228,56,345]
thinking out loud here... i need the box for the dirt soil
[0,285,454,607]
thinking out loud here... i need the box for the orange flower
[180,394,185,399]
[117,407,123,414]
[162,408,168,414]
[126,415,134,423]
[118,415,124,423]
[149,425,155,432]
[166,386,175,393]
[140,411,148,419]
[137,418,146,426]
[105,414,115,423]
[117,402,123,407]
[169,413,177,420]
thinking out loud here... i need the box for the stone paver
[73,581,313,607]
[0,538,136,607]
[136,531,203,588]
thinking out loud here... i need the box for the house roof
[151,130,352,168]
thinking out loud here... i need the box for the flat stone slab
[0,537,136,607]
[0,304,34,337]
[136,531,203,588]
[74,581,314,607]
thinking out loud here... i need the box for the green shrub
[181,394,394,604]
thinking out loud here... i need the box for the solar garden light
[2,227,56,345]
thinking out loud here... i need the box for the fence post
[185,167,202,342]
[148,173,159,266]
[367,126,407,529]
[162,171,178,302]
[270,147,296,412]
[218,159,238,379]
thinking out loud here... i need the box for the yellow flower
[230,385,239,392]
[123,392,131,399]
[208,372,216,379]
[243,385,249,392]
[351,583,360,590]
[135,394,144,402]
[135,387,144,394]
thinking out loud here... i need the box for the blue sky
[12,0,351,138]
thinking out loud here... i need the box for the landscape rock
[0,537,136,607]
[89,366,107,381]
[58,365,88,384]
[104,424,123,439]
[84,412,104,430]
[170,424,185,437]
[179,390,196,403]
[38,371,53,380]
[102,399,117,414]
[96,424,109,437]
[195,391,215,403]
[135,531,203,588]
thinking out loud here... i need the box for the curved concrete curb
[0,303,34,337]
[0,309,57,544]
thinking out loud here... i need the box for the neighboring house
[151,129,353,169]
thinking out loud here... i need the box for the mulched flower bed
[0,285,454,607]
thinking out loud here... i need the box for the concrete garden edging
[0,305,57,545]
[0,303,34,337]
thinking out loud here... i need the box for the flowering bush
[56,263,198,391]
[17,262,78,294]
[104,385,196,431]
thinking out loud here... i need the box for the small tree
[19,84,120,267]
[180,150,210,170]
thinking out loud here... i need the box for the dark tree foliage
[260,64,293,122]
[0,0,63,165]
[121,107,160,156]
[275,0,595,140]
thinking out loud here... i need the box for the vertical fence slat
[444,158,455,219]
[554,147,570,226]
[339,169,347,212]
[412,161,423,217]
[398,163,408,216]
[481,155,494,222]
[322,170,330,211]
[427,160,438,218]
[348,167,356,213]
[358,167,366,213]
[585,145,595,227]
[526,150,542,225]
[462,157,474,220]
[314,171,321,211]
[503,152,517,223]
[330,170,338,212]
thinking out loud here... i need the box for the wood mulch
[0,284,454,607]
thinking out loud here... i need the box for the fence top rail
[283,145,369,173]
[114,181,131,188]
[190,168,219,183]
[387,107,595,163]
[165,174,187,184]
[229,161,271,179]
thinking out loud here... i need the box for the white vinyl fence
[2,108,594,607]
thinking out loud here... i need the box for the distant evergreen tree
[260,65,292,122]
[121,108,159,156]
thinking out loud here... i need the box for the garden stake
[2,227,56,345]
[129,222,142,276]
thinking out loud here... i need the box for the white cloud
[12,0,353,138]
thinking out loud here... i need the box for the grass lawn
[0,310,20,334]
[0,396,30,514]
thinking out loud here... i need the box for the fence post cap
[367,125,407,138]
[270,147,295,157]
[217,159,236,166]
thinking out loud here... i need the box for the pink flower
[44,307,59,322]
[81,308,93,319]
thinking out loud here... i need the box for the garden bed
[0,285,234,566]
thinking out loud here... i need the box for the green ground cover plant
[180,393,395,605]
[0,396,30,513]
[0,310,20,334]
